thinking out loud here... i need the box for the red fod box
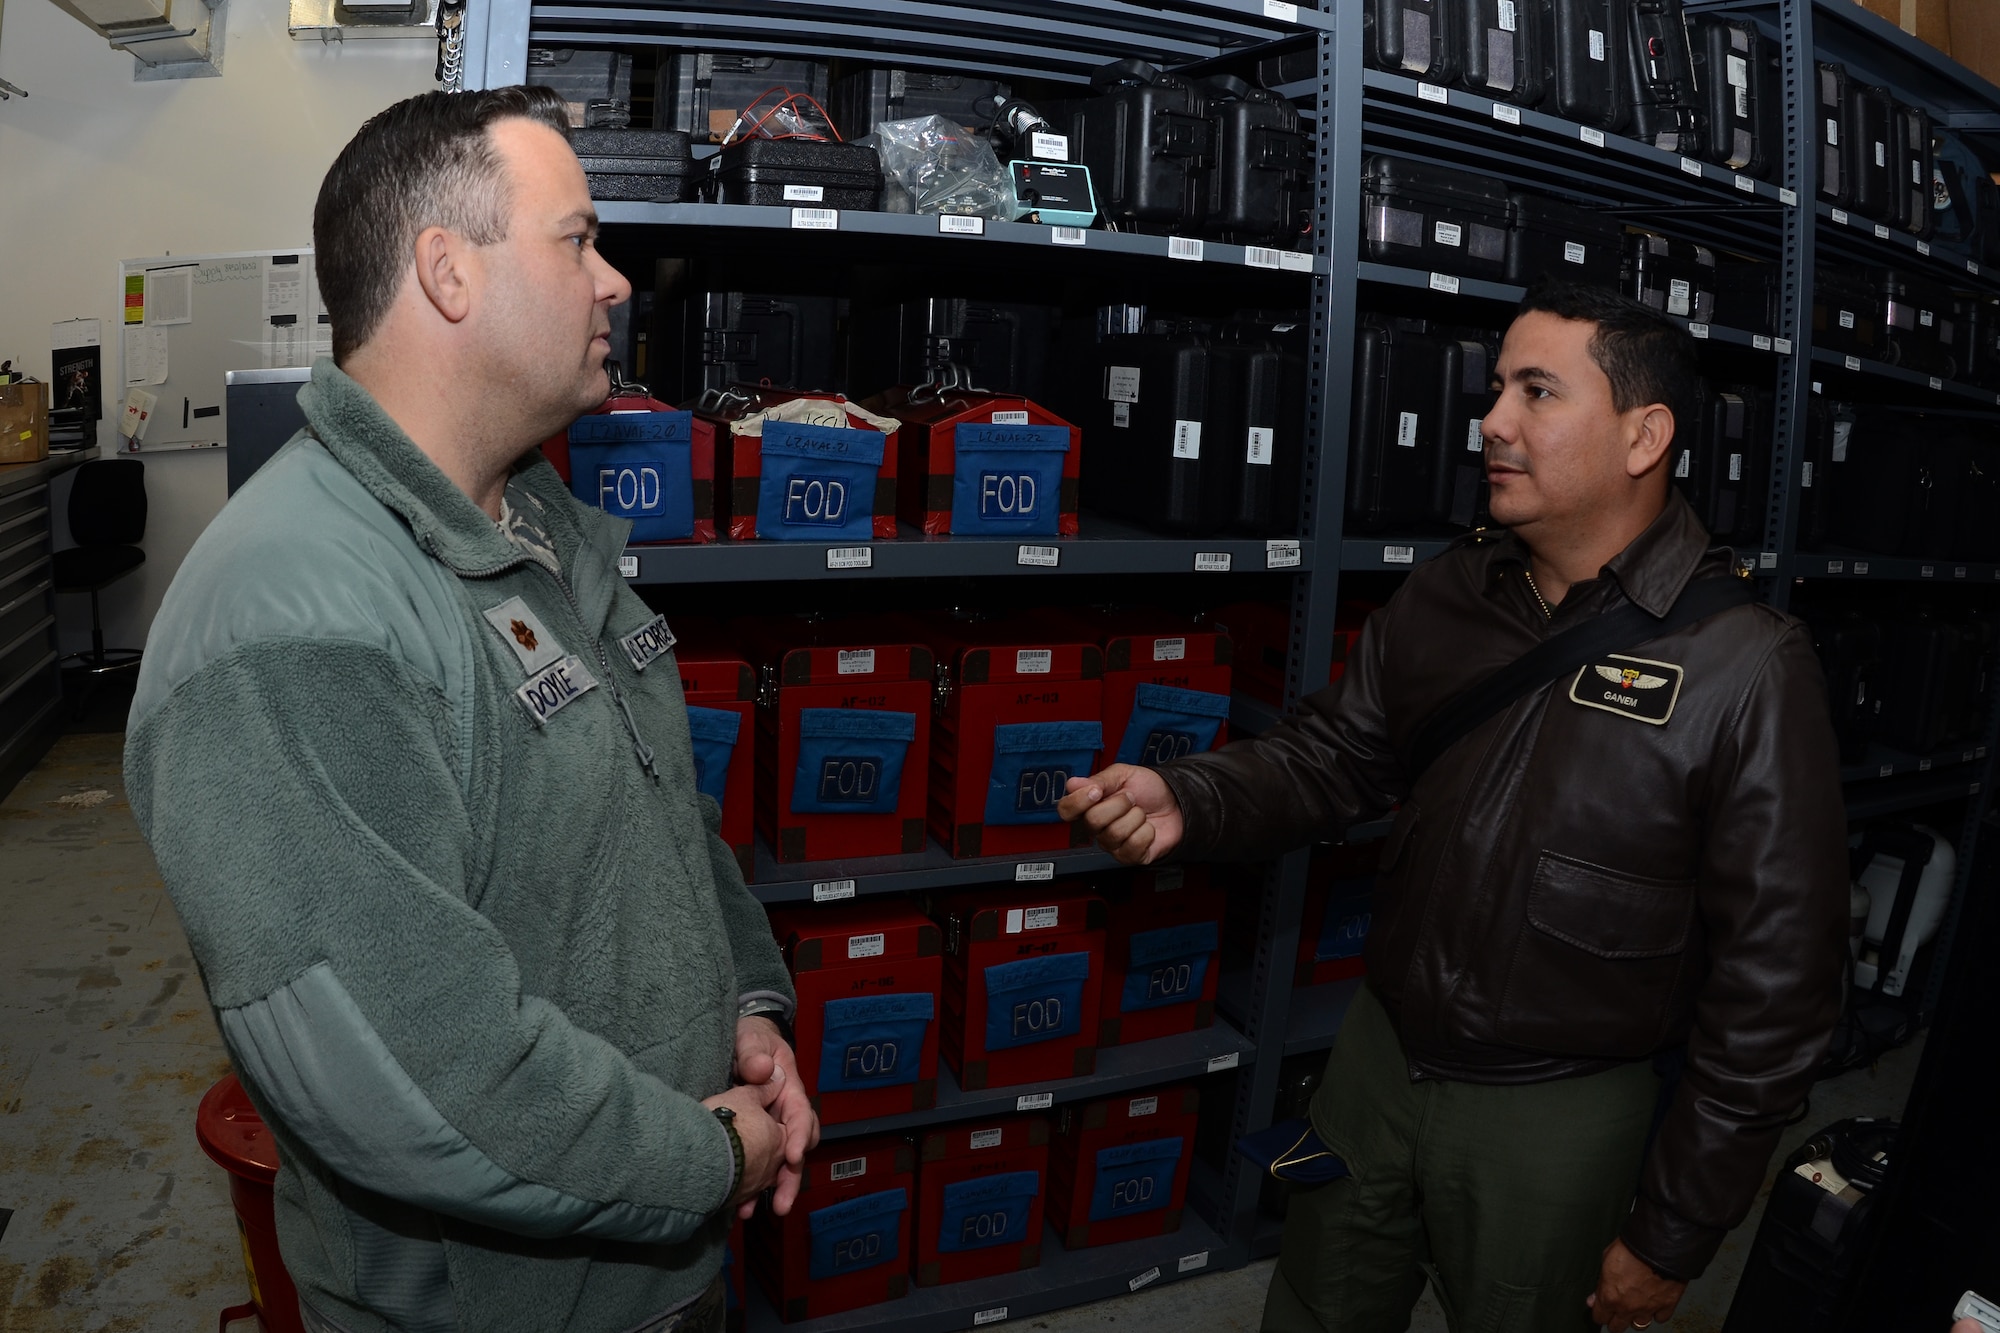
[1046,1084,1200,1250]
[1064,613,1233,773]
[696,388,900,542]
[925,619,1105,860]
[881,390,1081,537]
[938,889,1106,1090]
[1209,600,1374,707]
[752,1135,915,1322]
[540,386,721,542]
[672,637,757,880]
[1297,842,1376,987]
[1095,865,1228,1047]
[770,900,943,1125]
[724,1215,747,1332]
[738,623,934,864]
[914,1117,1049,1287]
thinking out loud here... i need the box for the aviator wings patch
[1568,653,1684,725]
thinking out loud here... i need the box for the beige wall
[0,0,434,655]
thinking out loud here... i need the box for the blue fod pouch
[1121,920,1220,1013]
[818,991,934,1091]
[985,720,1103,825]
[983,951,1090,1051]
[950,422,1070,535]
[756,419,885,542]
[684,705,742,807]
[808,1187,907,1280]
[1115,682,1230,766]
[568,411,695,542]
[937,1171,1040,1253]
[790,708,916,815]
[1088,1136,1185,1222]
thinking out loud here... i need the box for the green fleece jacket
[124,360,793,1333]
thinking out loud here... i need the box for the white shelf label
[1854,561,1871,575]
[1827,560,1844,574]
[1880,763,1895,777]
[1917,240,1931,255]
[1266,539,1302,569]
[1030,131,1069,161]
[1921,759,1933,771]
[1930,376,1944,391]
[1128,1096,1159,1117]
[1754,334,1773,351]
[1168,236,1205,262]
[1779,187,1798,206]
[1956,566,1969,579]
[1680,156,1703,177]
[1263,0,1299,20]
[1194,551,1232,573]
[970,1128,1004,1149]
[1874,223,1891,239]
[973,1307,1009,1326]
[1207,1050,1241,1072]
[1923,565,1936,578]
[1179,1252,1210,1273]
[1832,208,1850,225]
[1845,355,1862,371]
[1493,102,1521,125]
[783,183,825,202]
[1245,245,1282,269]
[1016,649,1053,674]
[1384,544,1415,565]
[1279,251,1315,272]
[837,648,876,675]
[1774,337,1794,355]
[1017,544,1060,567]
[847,932,885,960]
[1051,226,1087,246]
[1016,1091,1054,1111]
[830,1155,868,1181]
[813,879,857,903]
[1688,322,1710,339]
[1015,861,1055,882]
[1735,173,1756,193]
[1971,260,1983,276]
[790,206,839,230]
[1580,126,1605,147]
[826,546,873,569]
[1417,81,1448,104]
[617,554,639,578]
[1130,1267,1162,1293]
[939,213,985,235]
[1429,271,1460,294]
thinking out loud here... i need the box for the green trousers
[1261,986,1662,1333]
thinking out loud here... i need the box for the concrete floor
[0,729,1928,1333]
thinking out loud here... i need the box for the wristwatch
[713,1106,745,1194]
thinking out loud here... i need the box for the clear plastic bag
[870,114,1012,219]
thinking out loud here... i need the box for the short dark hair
[313,87,572,363]
[1515,280,1703,435]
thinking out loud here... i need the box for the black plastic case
[1436,331,1500,528]
[1675,385,1769,545]
[710,139,884,210]
[1817,63,1852,206]
[1874,269,1962,380]
[1504,192,1624,286]
[1538,0,1626,131]
[1690,16,1775,178]
[1362,156,1511,281]
[1216,321,1309,534]
[846,299,1059,401]
[1712,261,1778,336]
[1890,103,1935,237]
[1622,231,1717,322]
[681,292,841,398]
[827,69,1012,139]
[1963,296,2000,391]
[662,53,831,143]
[1795,396,1853,552]
[1348,318,1449,530]
[1364,0,1460,83]
[1200,77,1311,245]
[568,128,698,203]
[1812,266,1883,362]
[1455,0,1545,104]
[1062,59,1213,232]
[1071,329,1247,532]
[1845,80,1896,222]
[1622,0,1703,155]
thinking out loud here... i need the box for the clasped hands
[702,1015,821,1219]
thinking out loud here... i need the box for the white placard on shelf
[1168,236,1205,262]
[1208,1051,1241,1072]
[1130,1268,1162,1293]
[1267,539,1302,568]
[1917,240,1931,255]
[1384,544,1416,565]
[617,555,639,578]
[1017,545,1060,567]
[1016,1092,1054,1111]
[790,207,839,230]
[1015,861,1055,882]
[1581,126,1605,147]
[812,879,857,903]
[1430,271,1460,294]
[1775,337,1794,355]
[1874,223,1890,239]
[1779,187,1798,206]
[1832,208,1850,225]
[1179,1252,1211,1273]
[939,213,985,235]
[1194,551,1232,572]
[1931,377,1944,391]
[1680,156,1703,177]
[1854,562,1871,575]
[826,546,873,569]
[1735,174,1756,193]
[1245,246,1282,269]
[1754,335,1772,351]
[1050,226,1087,246]
[1845,355,1861,371]
[1279,251,1315,272]
[1493,102,1521,125]
[973,1308,1009,1327]
[1263,0,1299,20]
[1688,322,1710,339]
[1418,81,1448,104]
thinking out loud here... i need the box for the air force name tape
[517,655,599,726]
[1568,653,1684,725]
[619,614,676,673]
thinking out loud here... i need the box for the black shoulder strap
[1404,574,1760,780]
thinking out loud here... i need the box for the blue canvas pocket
[1120,920,1220,1013]
[790,709,916,815]
[1114,683,1230,766]
[818,991,933,1092]
[949,423,1070,535]
[684,706,742,807]
[984,721,1103,826]
[1087,1137,1184,1222]
[755,420,885,542]
[568,411,695,542]
[808,1187,906,1280]
[936,1171,1040,1254]
[1315,889,1373,964]
[983,951,1091,1051]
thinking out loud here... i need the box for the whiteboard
[117,247,326,452]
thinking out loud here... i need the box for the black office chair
[54,459,147,713]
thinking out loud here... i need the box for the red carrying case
[751,1135,916,1322]
[1095,865,1227,1047]
[696,388,900,541]
[938,888,1106,1090]
[672,632,757,880]
[770,899,943,1125]
[1063,612,1233,772]
[878,389,1081,537]
[1046,1084,1199,1250]
[914,1117,1049,1287]
[541,388,720,543]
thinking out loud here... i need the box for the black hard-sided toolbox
[1812,265,1883,362]
[1504,191,1624,287]
[709,139,883,211]
[1622,0,1703,155]
[1436,330,1500,529]
[1256,45,1317,90]
[1201,76,1311,245]
[1216,322,1309,534]
[1623,231,1717,322]
[675,292,842,399]
[526,47,633,127]
[1348,317,1449,531]
[1675,385,1769,546]
[568,128,699,203]
[662,53,831,142]
[1890,102,1936,237]
[828,69,1013,140]
[1817,62,1853,207]
[1811,611,1883,761]
[1362,156,1510,281]
[846,299,1060,401]
[1063,59,1213,233]
[1365,0,1459,83]
[1712,260,1777,335]
[1068,328,1242,532]
[1689,16,1776,178]
[1455,0,1544,105]
[1825,410,1948,559]
[1795,396,1853,553]
[1875,611,1988,751]
[1874,268,1962,380]
[1845,80,1896,222]
[1539,0,1626,131]
[1962,296,2000,391]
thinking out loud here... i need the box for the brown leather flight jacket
[1158,494,1849,1280]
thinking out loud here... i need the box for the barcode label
[1153,638,1187,662]
[1854,561,1871,575]
[1130,1267,1162,1292]
[1015,861,1055,881]
[1106,365,1141,403]
[1179,1252,1210,1273]
[1564,241,1586,264]
[1917,239,1931,255]
[1729,453,1743,481]
[1840,310,1856,328]
[1923,565,1936,578]
[1760,552,1778,569]
[1024,905,1060,930]
[1588,27,1605,60]
[790,207,838,230]
[836,650,878,677]
[830,1156,868,1181]
[1018,545,1060,567]
[1775,337,1793,354]
[1581,126,1605,147]
[1173,419,1202,459]
[1688,322,1710,339]
[1263,0,1299,20]
[1957,566,1970,578]
[1430,271,1460,294]
[826,546,873,569]
[1030,131,1069,160]
[1832,207,1850,225]
[1735,174,1756,193]
[1880,763,1894,777]
[1129,1096,1159,1116]
[1194,551,1232,572]
[1246,246,1282,269]
[783,184,825,202]
[1168,236,1204,262]
[993,410,1030,424]
[1267,539,1302,568]
[1467,419,1484,451]
[1921,759,1933,771]
[1874,223,1890,239]
[1680,156,1703,177]
[1434,220,1463,247]
[1417,81,1448,103]
[973,1308,1008,1326]
[1051,226,1087,246]
[939,213,985,235]
[847,932,885,960]
[1384,545,1415,565]
[971,1129,1004,1149]
[1493,102,1521,125]
[1931,377,1944,391]
[1754,335,1772,351]
[1016,649,1053,674]
[1017,1091,1054,1110]
[1971,260,1983,276]
[1827,560,1845,574]
[1279,251,1315,271]
[1845,355,1861,370]
[1397,410,1420,447]
[617,555,639,578]
[1779,187,1798,206]
[1208,1051,1241,1072]
[813,879,857,902]
[1247,426,1273,464]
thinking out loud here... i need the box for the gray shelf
[1813,202,1996,292]
[747,837,1118,906]
[1841,741,1989,786]
[1846,769,1987,820]
[1806,0,2000,128]
[1281,977,1363,1057]
[1340,536,1453,572]
[1808,347,2000,408]
[744,1213,1238,1333]
[1790,552,2000,583]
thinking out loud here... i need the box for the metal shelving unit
[459,0,2000,1321]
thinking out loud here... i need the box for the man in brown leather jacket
[1059,283,1849,1333]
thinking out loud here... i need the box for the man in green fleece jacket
[124,87,813,1333]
